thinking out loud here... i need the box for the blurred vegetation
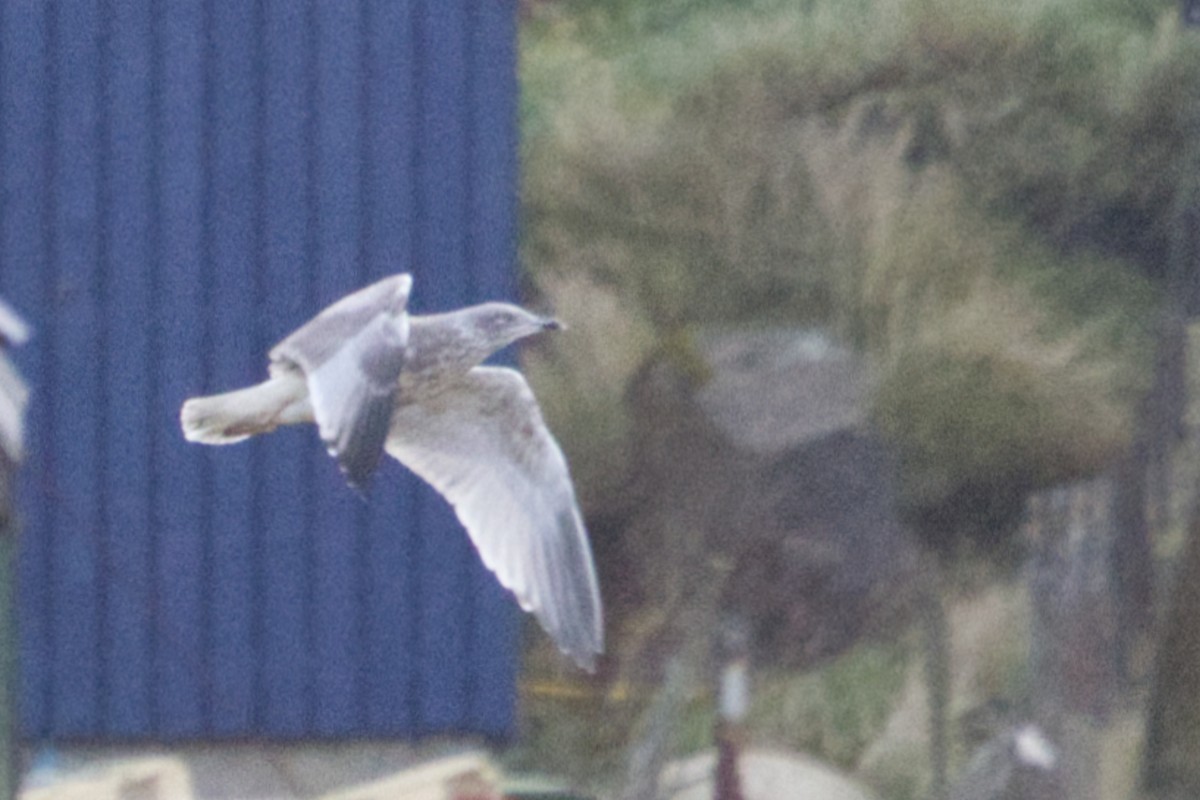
[749,642,911,769]
[518,0,1200,791]
[522,0,1192,518]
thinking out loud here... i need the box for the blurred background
[516,1,1200,798]
[4,0,1200,798]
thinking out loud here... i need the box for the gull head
[469,302,562,349]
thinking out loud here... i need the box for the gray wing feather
[0,354,28,463]
[270,273,411,372]
[0,298,29,462]
[307,315,407,487]
[384,366,604,671]
[274,273,412,487]
[0,297,29,347]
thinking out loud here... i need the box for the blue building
[0,0,520,741]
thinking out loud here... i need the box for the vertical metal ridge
[354,0,371,732]
[35,0,61,739]
[94,0,115,734]
[352,0,371,731]
[453,0,475,728]
[407,0,427,732]
[462,0,481,722]
[146,0,164,735]
[198,0,217,734]
[153,0,206,740]
[249,0,269,733]
[352,0,368,734]
[463,0,480,303]
[301,0,320,733]
[354,0,371,286]
[358,0,375,281]
[402,0,424,736]
[42,0,63,735]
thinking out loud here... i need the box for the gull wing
[0,297,28,463]
[0,297,29,348]
[0,355,28,462]
[270,273,411,372]
[385,366,604,671]
[272,273,412,487]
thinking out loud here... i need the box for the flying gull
[180,273,604,671]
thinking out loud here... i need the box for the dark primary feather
[273,274,412,487]
[307,311,409,487]
[324,379,399,488]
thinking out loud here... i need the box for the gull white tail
[180,373,309,445]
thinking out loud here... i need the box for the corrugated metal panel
[0,0,520,741]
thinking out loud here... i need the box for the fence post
[714,616,749,800]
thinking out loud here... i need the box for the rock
[692,328,871,457]
[622,327,920,670]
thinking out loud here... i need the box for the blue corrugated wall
[0,0,520,740]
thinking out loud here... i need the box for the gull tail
[181,374,307,445]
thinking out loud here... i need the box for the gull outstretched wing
[271,273,411,487]
[385,366,604,671]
